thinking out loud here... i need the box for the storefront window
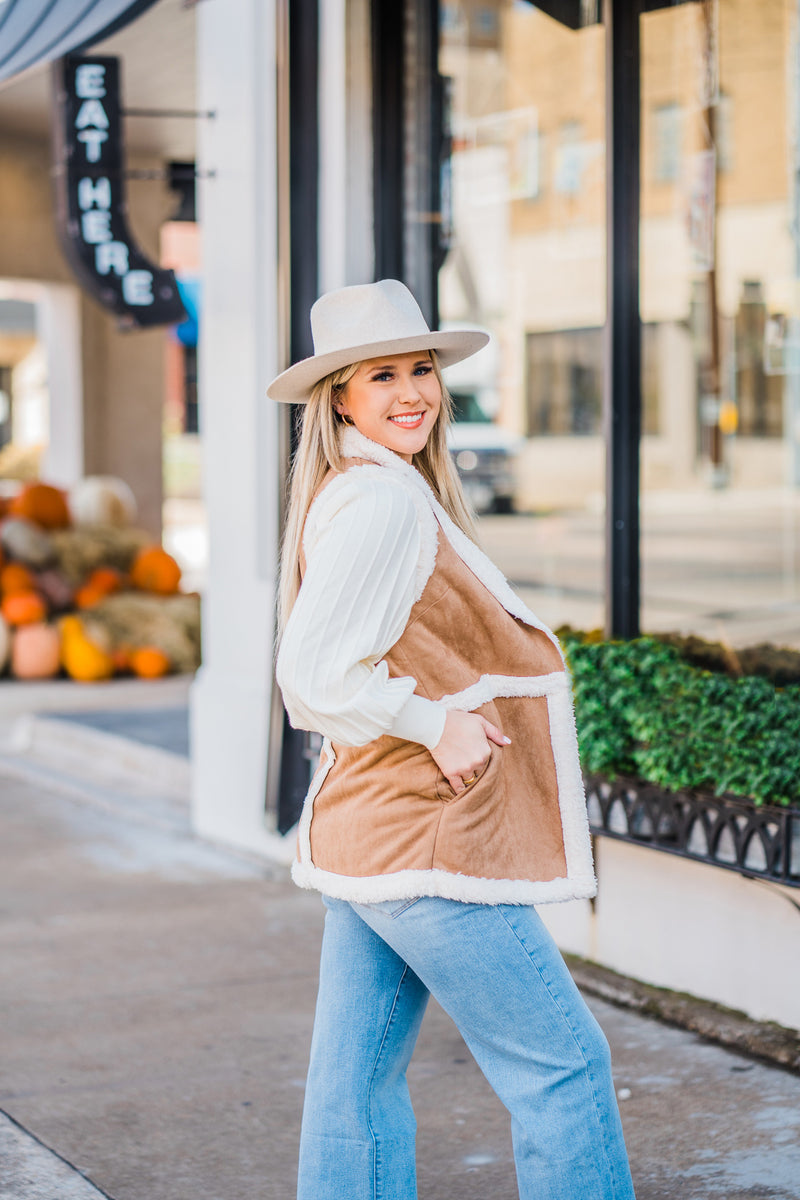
[438,0,606,633]
[439,0,800,649]
[640,0,800,648]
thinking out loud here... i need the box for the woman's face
[335,352,442,462]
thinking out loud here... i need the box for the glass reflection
[439,0,800,650]
[640,0,800,647]
[438,0,606,632]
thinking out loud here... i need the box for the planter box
[584,773,800,889]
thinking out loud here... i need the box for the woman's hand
[430,710,511,793]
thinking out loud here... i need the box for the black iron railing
[584,773,800,889]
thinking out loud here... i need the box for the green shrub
[561,632,800,808]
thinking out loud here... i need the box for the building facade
[2,0,799,1028]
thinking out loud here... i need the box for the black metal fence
[585,773,800,889]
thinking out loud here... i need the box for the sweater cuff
[389,693,447,751]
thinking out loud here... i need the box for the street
[481,488,800,648]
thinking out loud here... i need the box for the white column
[37,284,85,486]
[190,0,287,856]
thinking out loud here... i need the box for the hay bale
[88,591,201,674]
[50,526,150,585]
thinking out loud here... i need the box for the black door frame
[276,0,321,834]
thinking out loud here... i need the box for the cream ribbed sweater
[276,468,448,751]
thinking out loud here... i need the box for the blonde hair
[277,352,477,634]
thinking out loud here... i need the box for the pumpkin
[129,645,171,679]
[75,566,124,610]
[68,476,137,528]
[58,614,83,641]
[130,546,182,595]
[1,591,47,626]
[11,622,61,679]
[0,614,10,673]
[0,517,56,568]
[9,483,71,530]
[87,566,123,595]
[74,584,105,610]
[1,562,36,596]
[59,615,114,683]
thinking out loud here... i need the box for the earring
[340,413,355,426]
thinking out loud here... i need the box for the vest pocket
[434,748,492,803]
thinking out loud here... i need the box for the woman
[268,279,636,1200]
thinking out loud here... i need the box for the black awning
[526,1,695,32]
[0,0,161,84]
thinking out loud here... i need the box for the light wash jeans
[297,895,636,1200]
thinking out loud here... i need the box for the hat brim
[266,329,490,403]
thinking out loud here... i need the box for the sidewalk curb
[5,713,191,796]
[566,954,800,1075]
[0,1110,113,1200]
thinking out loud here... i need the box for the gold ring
[463,774,477,785]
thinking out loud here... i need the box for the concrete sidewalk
[1,692,800,1199]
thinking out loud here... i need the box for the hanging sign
[52,55,186,328]
[687,149,716,272]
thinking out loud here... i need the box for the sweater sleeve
[276,473,447,749]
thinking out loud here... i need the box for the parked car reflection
[447,390,523,513]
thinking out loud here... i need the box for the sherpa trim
[290,859,597,906]
[438,671,569,711]
[546,685,595,880]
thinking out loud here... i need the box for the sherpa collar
[338,426,562,654]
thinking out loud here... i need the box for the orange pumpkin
[129,645,171,679]
[1,591,47,626]
[130,546,182,595]
[0,562,36,596]
[87,566,123,595]
[75,567,123,609]
[9,483,71,530]
[74,585,104,610]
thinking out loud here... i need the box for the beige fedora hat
[267,279,489,403]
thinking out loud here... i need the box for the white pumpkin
[0,614,10,674]
[0,517,56,568]
[68,476,137,528]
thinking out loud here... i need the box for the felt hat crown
[267,278,489,403]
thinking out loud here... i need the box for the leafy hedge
[560,632,800,808]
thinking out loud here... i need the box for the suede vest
[291,460,596,907]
